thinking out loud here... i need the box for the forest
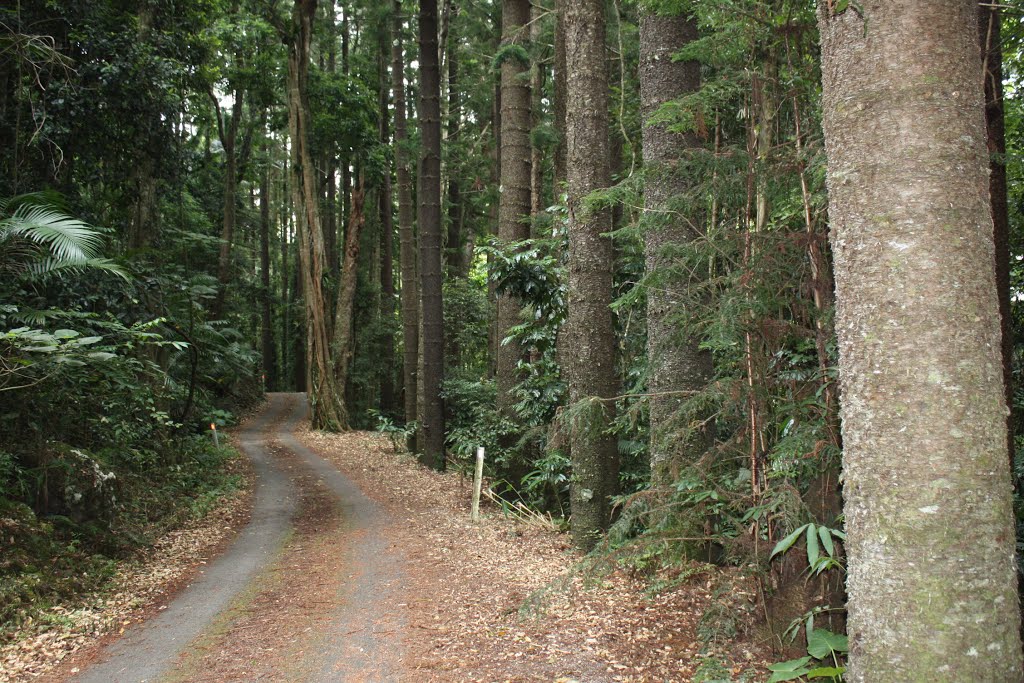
[1,0,1023,681]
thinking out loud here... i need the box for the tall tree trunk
[817,2,1022,679]
[280,148,291,389]
[127,2,158,251]
[260,163,278,391]
[496,0,532,419]
[564,0,619,550]
[978,0,1015,487]
[639,12,712,487]
[529,2,544,222]
[417,0,446,468]
[287,0,345,430]
[330,180,366,427]
[379,32,397,415]
[211,86,244,319]
[393,0,419,427]
[446,4,465,278]
[552,0,567,195]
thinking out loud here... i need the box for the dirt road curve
[69,393,404,683]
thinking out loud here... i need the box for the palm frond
[28,257,129,281]
[1,205,103,262]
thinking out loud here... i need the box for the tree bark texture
[639,13,712,487]
[978,1,1015,486]
[817,2,1022,680]
[287,0,345,431]
[564,0,619,551]
[417,0,446,469]
[496,0,532,419]
[393,0,419,427]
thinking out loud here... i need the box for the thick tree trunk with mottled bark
[564,0,618,550]
[286,0,345,431]
[817,2,1022,679]
[417,0,446,468]
[393,0,418,427]
[496,0,532,418]
[639,13,712,486]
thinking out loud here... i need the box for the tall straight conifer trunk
[564,0,619,550]
[638,11,711,486]
[495,0,532,418]
[817,2,1023,679]
[417,0,446,468]
[392,0,418,428]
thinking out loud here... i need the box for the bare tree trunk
[393,0,419,427]
[379,33,397,415]
[529,2,544,222]
[639,12,712,487]
[210,86,244,319]
[496,0,532,418]
[286,0,345,431]
[417,0,446,468]
[445,4,465,279]
[817,2,1022,679]
[552,0,567,196]
[260,162,278,391]
[330,180,366,427]
[564,0,619,550]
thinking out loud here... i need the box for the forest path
[66,393,406,683]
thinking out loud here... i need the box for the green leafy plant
[770,522,846,576]
[767,628,847,682]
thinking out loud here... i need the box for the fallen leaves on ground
[300,429,771,682]
[0,460,253,683]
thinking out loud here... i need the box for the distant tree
[817,1,1023,679]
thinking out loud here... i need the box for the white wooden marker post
[471,447,485,522]
[211,423,219,447]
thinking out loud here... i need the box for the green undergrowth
[0,436,243,644]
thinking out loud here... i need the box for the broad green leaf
[86,352,116,361]
[834,0,849,13]
[819,526,835,557]
[767,657,813,683]
[806,524,820,567]
[807,629,849,659]
[75,336,102,346]
[808,666,846,679]
[771,524,809,560]
[53,329,80,339]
